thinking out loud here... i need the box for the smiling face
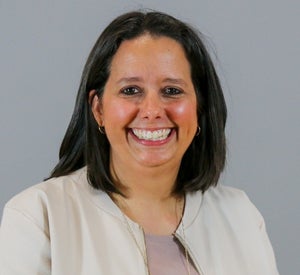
[92,34,198,173]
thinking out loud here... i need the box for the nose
[139,92,164,121]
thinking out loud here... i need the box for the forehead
[109,34,191,78]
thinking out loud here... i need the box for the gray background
[0,0,299,274]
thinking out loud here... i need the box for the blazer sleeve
[0,206,51,275]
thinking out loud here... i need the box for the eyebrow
[116,77,188,87]
[162,78,188,87]
[117,77,143,84]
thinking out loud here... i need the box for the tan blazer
[0,167,279,274]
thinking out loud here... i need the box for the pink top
[145,234,199,275]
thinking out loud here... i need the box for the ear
[89,89,104,126]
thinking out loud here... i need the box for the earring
[98,126,105,134]
[195,126,201,136]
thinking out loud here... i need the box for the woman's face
[92,34,198,171]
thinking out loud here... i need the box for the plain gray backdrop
[0,0,299,274]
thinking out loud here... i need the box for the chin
[135,154,179,168]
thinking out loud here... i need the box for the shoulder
[187,184,252,207]
[186,185,264,229]
[3,167,91,226]
[204,184,249,204]
[206,185,262,219]
[0,170,90,274]
[6,167,87,204]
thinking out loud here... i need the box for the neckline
[78,166,203,231]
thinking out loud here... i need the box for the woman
[0,11,279,275]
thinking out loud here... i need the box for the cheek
[168,101,198,124]
[102,99,137,125]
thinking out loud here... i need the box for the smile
[132,128,172,141]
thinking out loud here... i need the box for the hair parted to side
[49,10,227,194]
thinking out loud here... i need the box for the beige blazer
[0,167,279,274]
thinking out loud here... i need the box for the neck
[109,160,184,235]
[112,191,184,235]
[110,160,180,201]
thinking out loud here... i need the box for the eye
[120,86,141,96]
[163,87,183,96]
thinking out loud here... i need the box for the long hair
[50,10,227,194]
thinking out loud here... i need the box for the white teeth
[132,129,172,141]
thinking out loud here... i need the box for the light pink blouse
[145,234,199,275]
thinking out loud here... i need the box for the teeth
[132,129,171,141]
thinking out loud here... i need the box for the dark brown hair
[50,10,227,194]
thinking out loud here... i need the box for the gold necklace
[181,218,192,275]
[175,196,192,275]
[121,209,149,269]
[112,194,192,275]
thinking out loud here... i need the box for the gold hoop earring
[98,126,105,134]
[195,126,201,136]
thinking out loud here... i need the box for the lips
[131,128,172,141]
